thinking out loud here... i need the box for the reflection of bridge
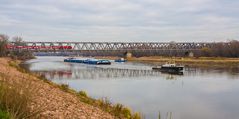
[8,42,220,56]
[36,68,162,80]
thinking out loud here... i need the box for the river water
[23,56,239,119]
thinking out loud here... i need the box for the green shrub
[112,103,124,116]
[122,107,131,119]
[98,98,112,112]
[132,112,141,119]
[0,109,10,119]
[78,91,88,97]
[59,84,70,92]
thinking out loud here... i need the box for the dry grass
[0,73,41,119]
[77,91,142,119]
[129,56,239,67]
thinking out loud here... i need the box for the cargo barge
[64,58,111,65]
[115,58,127,62]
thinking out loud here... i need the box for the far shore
[94,56,239,67]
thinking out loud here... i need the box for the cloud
[0,0,238,42]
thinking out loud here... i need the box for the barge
[64,58,84,63]
[64,58,111,65]
[115,58,127,62]
[152,63,184,74]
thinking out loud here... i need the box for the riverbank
[94,56,239,67]
[127,56,239,67]
[0,58,140,119]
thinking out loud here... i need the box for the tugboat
[152,62,184,74]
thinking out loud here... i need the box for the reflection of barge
[64,58,111,65]
[152,63,184,74]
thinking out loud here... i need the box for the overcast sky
[0,0,238,42]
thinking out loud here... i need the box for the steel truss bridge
[8,42,221,56]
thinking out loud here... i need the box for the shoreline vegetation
[0,58,141,119]
[129,56,239,66]
[95,56,239,67]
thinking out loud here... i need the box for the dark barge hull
[97,62,111,65]
[152,66,184,74]
[64,59,111,65]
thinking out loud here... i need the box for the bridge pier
[124,52,133,59]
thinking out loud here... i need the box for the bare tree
[0,34,9,57]
[12,36,25,46]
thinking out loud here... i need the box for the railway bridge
[8,42,219,56]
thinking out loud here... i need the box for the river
[23,56,239,119]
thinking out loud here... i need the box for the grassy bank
[127,56,239,67]
[59,85,141,119]
[0,60,42,119]
[0,77,35,119]
[4,59,141,119]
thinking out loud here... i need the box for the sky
[0,0,238,42]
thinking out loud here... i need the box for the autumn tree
[12,36,26,46]
[201,47,212,57]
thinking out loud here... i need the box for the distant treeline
[199,40,239,57]
[0,34,34,60]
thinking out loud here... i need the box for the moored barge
[152,63,184,73]
[115,58,127,62]
[64,58,111,65]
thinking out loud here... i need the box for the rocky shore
[0,58,114,119]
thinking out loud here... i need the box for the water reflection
[35,67,171,80]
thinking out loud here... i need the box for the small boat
[115,58,127,62]
[152,62,184,73]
